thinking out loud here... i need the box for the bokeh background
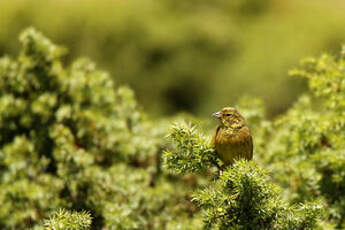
[1,0,345,117]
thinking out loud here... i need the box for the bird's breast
[214,126,252,165]
[215,128,246,144]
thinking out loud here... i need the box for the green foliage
[0,28,193,229]
[164,123,218,174]
[165,122,323,229]
[261,49,345,228]
[43,209,92,230]
[195,160,322,230]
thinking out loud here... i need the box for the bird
[212,107,253,167]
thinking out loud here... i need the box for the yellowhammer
[212,107,253,166]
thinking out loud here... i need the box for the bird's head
[212,107,245,129]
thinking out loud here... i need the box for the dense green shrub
[164,122,218,174]
[0,28,198,230]
[262,49,345,228]
[43,209,92,230]
[165,124,322,230]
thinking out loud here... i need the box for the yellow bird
[212,107,253,166]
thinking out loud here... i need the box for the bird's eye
[226,114,231,117]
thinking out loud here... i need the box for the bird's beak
[212,111,221,118]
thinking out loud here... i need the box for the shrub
[164,124,323,230]
[0,28,193,229]
[43,209,92,230]
[263,48,345,228]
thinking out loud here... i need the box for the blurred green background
[1,0,345,117]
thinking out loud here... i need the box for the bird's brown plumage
[212,107,253,166]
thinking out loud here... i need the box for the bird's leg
[219,164,227,177]
[212,159,224,177]
[219,168,223,177]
